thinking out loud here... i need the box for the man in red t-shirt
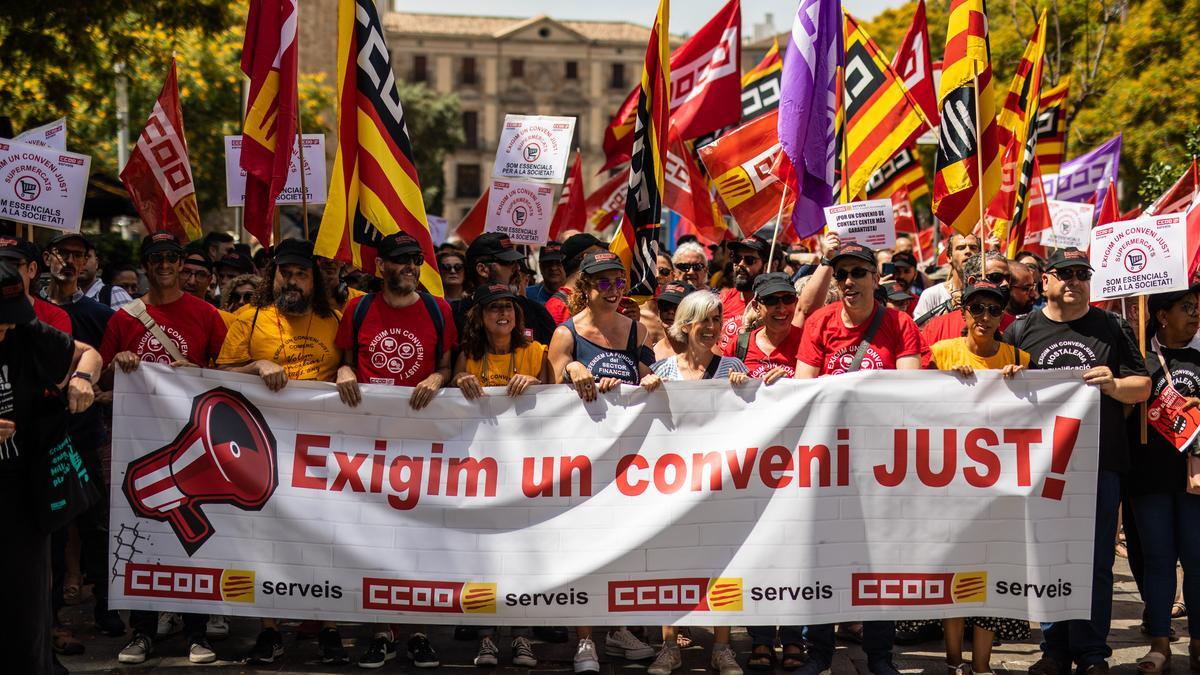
[718,235,772,353]
[0,237,72,333]
[796,242,922,377]
[335,232,458,409]
[723,273,802,383]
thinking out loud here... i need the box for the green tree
[394,82,463,216]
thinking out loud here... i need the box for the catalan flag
[1034,77,1069,174]
[842,12,932,201]
[610,0,670,299]
[315,0,441,295]
[932,0,1001,235]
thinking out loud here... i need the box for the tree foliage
[395,82,463,217]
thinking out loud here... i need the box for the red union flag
[890,0,938,125]
[584,172,628,233]
[454,187,490,244]
[697,109,791,232]
[549,152,586,240]
[240,0,299,246]
[120,58,202,242]
[600,0,741,170]
[664,133,726,243]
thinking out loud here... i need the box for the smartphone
[881,262,896,277]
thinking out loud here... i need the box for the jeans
[1040,470,1120,666]
[747,625,805,647]
[805,622,894,667]
[1129,491,1200,637]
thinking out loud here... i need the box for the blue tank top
[565,317,641,385]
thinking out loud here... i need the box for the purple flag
[1050,134,1121,206]
[777,0,843,238]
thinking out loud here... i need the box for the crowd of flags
[110,0,1200,300]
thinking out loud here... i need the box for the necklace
[481,347,517,385]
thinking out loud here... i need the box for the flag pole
[971,62,987,281]
[294,18,310,243]
[766,182,789,274]
[1139,294,1148,443]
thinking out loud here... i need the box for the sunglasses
[966,302,1005,318]
[392,254,424,267]
[1050,268,1092,282]
[51,249,87,262]
[595,277,627,292]
[732,254,760,266]
[675,262,705,272]
[657,266,672,277]
[232,291,255,304]
[833,267,874,282]
[656,301,678,313]
[147,252,182,265]
[439,263,463,273]
[759,294,798,307]
[983,272,1012,285]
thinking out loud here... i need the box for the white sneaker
[648,645,682,675]
[475,636,499,667]
[206,614,230,640]
[155,612,182,638]
[574,638,601,673]
[711,646,742,675]
[189,638,218,664]
[605,628,655,660]
[512,636,538,667]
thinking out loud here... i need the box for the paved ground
[58,557,1189,674]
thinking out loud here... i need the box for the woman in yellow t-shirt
[926,280,1029,675]
[452,283,550,398]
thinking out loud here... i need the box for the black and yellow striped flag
[1034,77,1069,174]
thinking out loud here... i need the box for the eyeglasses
[147,252,182,265]
[1011,283,1037,292]
[759,294,798,307]
[674,262,705,272]
[1049,268,1092,282]
[595,277,627,292]
[392,254,424,267]
[983,272,1012,285]
[50,249,86,262]
[232,291,255,304]
[180,268,211,278]
[833,267,874,282]
[732,254,760,266]
[657,266,672,277]
[966,302,1006,318]
[439,263,463,273]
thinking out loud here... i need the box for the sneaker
[248,628,285,665]
[867,656,902,675]
[512,636,538,667]
[647,645,682,675]
[319,627,351,665]
[712,646,743,675]
[475,636,500,667]
[189,638,217,664]
[408,632,441,668]
[605,628,655,660]
[575,638,602,674]
[118,634,153,664]
[155,612,183,638]
[1029,657,1070,675]
[358,633,397,669]
[206,615,230,641]
[95,610,127,637]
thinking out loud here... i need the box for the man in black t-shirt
[1006,247,1150,675]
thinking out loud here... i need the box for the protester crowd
[2,223,1195,675]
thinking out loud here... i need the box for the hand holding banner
[823,199,896,249]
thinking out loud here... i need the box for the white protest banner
[1041,200,1095,251]
[823,199,896,249]
[1090,213,1189,300]
[485,179,554,245]
[493,115,575,183]
[224,135,327,207]
[14,118,67,150]
[0,138,90,232]
[110,365,1099,625]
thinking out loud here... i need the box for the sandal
[1174,602,1188,619]
[676,627,694,649]
[748,645,776,672]
[1138,651,1170,674]
[52,625,84,656]
[947,662,971,675]
[781,644,804,671]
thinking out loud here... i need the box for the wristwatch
[820,257,833,267]
[70,371,93,383]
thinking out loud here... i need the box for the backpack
[98,283,113,307]
[351,292,444,370]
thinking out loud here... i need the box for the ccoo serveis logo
[608,577,743,612]
[852,572,987,606]
[124,562,255,603]
[363,578,497,614]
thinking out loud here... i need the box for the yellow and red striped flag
[1034,77,1070,174]
[866,146,929,200]
[315,0,441,295]
[932,0,1001,235]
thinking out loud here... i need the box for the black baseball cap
[473,283,516,307]
[891,251,917,269]
[730,236,769,256]
[0,261,33,324]
[272,239,315,268]
[753,272,797,299]
[580,251,625,275]
[561,233,606,265]
[539,240,565,263]
[140,232,184,259]
[218,251,255,273]
[47,232,90,251]
[962,280,1009,305]
[1044,247,1093,271]
[885,282,915,304]
[184,249,214,270]
[1149,283,1200,313]
[0,236,38,263]
[829,242,877,267]
[657,281,695,306]
[467,232,523,263]
[378,232,424,260]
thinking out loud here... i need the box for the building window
[461,57,477,85]
[413,55,428,83]
[456,164,482,199]
[510,59,525,78]
[565,61,579,80]
[462,111,479,150]
[610,63,626,89]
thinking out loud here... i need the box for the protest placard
[1146,382,1200,452]
[485,179,554,245]
[0,138,90,232]
[1041,200,1095,251]
[224,134,327,207]
[14,118,67,150]
[111,365,1099,625]
[823,199,896,249]
[492,115,575,183]
[1090,213,1189,300]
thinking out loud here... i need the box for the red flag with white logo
[664,133,726,243]
[891,188,917,234]
[584,172,628,235]
[890,0,938,125]
[549,153,586,240]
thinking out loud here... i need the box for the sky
[391,0,907,35]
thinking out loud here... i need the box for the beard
[275,285,312,315]
[734,270,755,292]
[1009,297,1034,315]
[384,268,417,294]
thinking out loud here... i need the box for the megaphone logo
[123,387,278,556]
